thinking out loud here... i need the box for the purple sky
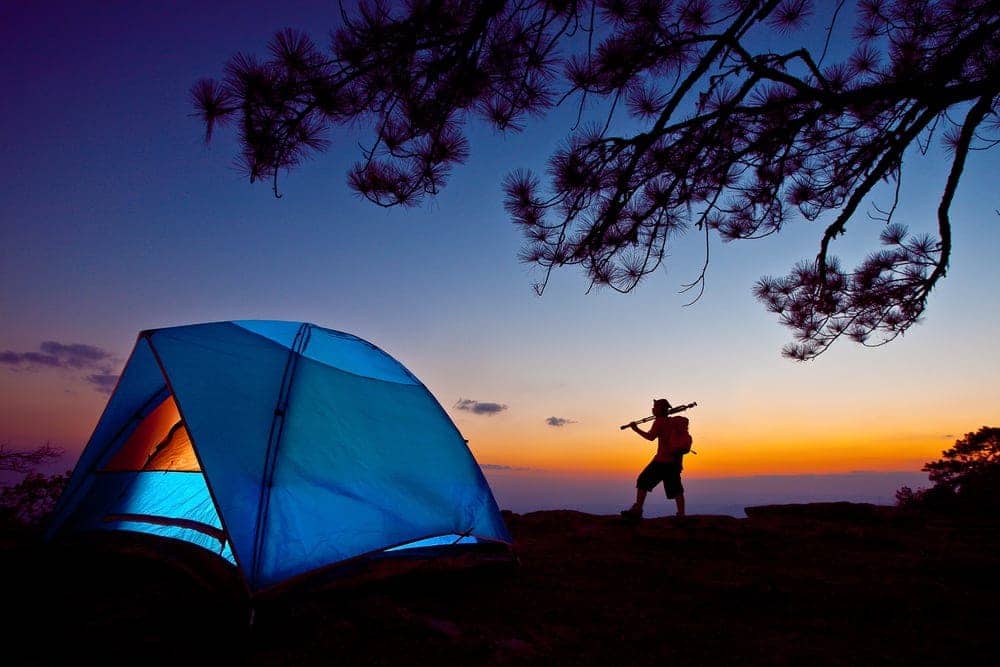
[2,2,998,506]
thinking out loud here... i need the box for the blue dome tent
[46,321,512,594]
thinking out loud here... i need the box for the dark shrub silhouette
[0,444,69,531]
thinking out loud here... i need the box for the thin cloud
[480,463,531,471]
[0,350,62,367]
[454,398,508,416]
[86,371,120,394]
[546,416,577,427]
[39,341,112,368]
[1,341,112,370]
[1,340,119,394]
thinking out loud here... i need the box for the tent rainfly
[46,321,512,593]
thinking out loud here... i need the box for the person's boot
[620,503,643,520]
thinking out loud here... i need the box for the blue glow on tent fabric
[103,520,236,564]
[386,535,480,551]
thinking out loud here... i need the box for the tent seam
[250,322,311,590]
[230,321,419,386]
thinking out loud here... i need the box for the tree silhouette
[923,426,1000,492]
[0,443,61,474]
[193,0,999,359]
[896,427,1000,511]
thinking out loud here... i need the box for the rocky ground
[3,503,998,665]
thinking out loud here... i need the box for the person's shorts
[636,460,684,498]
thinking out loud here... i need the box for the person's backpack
[672,416,693,454]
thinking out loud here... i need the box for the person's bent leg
[634,488,647,511]
[675,494,685,517]
[624,465,657,518]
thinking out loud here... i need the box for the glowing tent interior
[46,321,512,594]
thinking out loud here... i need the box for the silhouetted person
[621,398,688,519]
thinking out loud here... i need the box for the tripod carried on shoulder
[619,402,697,429]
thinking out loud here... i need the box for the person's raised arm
[630,420,658,441]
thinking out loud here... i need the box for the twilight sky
[2,1,998,484]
